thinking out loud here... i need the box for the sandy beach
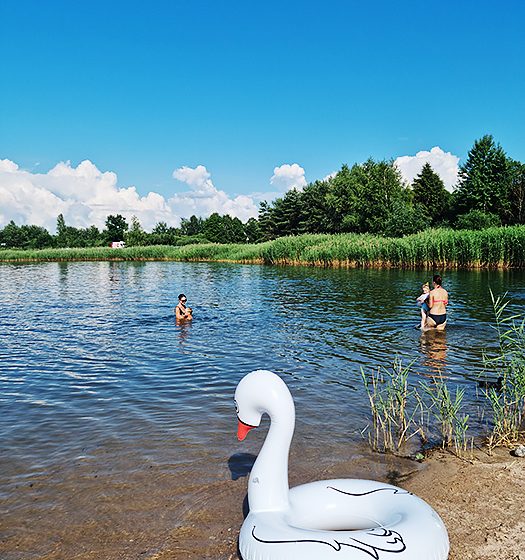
[155,445,525,560]
[2,441,524,559]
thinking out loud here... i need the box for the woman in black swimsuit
[426,275,448,330]
[175,293,193,321]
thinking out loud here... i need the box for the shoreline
[155,445,525,560]
[0,255,523,270]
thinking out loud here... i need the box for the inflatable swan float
[235,370,449,560]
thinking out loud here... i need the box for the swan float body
[235,370,449,560]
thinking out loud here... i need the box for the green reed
[483,291,525,449]
[360,358,423,453]
[1,226,524,268]
[420,378,473,458]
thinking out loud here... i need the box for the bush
[456,210,500,230]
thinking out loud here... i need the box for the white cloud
[0,159,259,232]
[171,165,258,222]
[322,171,337,182]
[394,147,460,191]
[270,163,307,191]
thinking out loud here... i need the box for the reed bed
[1,226,524,268]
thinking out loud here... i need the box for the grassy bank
[1,226,525,268]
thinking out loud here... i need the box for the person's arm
[175,304,186,319]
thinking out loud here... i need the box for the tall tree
[180,215,203,236]
[257,201,277,240]
[508,160,525,224]
[411,163,451,224]
[271,188,304,237]
[244,217,262,243]
[105,214,128,242]
[126,216,146,246]
[454,135,510,220]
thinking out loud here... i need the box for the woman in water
[426,274,448,330]
[175,293,193,321]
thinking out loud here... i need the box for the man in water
[175,293,193,321]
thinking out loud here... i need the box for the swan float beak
[237,419,255,441]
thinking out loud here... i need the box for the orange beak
[237,420,255,441]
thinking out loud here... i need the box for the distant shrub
[456,210,500,230]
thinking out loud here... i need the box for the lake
[1,261,524,559]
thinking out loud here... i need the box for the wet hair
[178,293,187,301]
[433,275,442,286]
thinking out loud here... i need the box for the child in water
[416,282,430,329]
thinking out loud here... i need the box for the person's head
[422,282,430,293]
[432,274,443,287]
[178,293,187,303]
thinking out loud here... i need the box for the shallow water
[1,262,524,558]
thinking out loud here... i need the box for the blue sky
[1,0,524,229]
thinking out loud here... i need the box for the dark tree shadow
[228,453,256,481]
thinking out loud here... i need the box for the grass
[1,225,525,268]
[360,358,423,453]
[483,291,525,449]
[420,378,473,457]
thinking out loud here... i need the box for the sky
[1,0,524,231]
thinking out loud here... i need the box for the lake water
[1,262,524,558]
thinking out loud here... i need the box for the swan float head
[235,369,295,441]
[234,370,450,560]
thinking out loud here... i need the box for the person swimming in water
[425,274,448,330]
[416,282,431,330]
[175,293,193,321]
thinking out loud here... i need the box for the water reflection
[419,330,448,377]
[175,318,193,346]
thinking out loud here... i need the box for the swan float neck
[235,370,295,512]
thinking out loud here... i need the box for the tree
[326,159,408,234]
[202,213,225,243]
[221,215,246,243]
[105,214,128,242]
[411,163,451,224]
[508,160,525,224]
[126,216,146,246]
[299,179,333,233]
[180,215,203,236]
[257,201,277,240]
[244,217,262,243]
[271,188,305,237]
[1,221,24,247]
[454,135,510,220]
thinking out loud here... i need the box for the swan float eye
[234,400,239,414]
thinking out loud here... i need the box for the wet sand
[2,445,524,559]
[157,446,525,560]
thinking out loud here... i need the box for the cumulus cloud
[394,147,460,191]
[322,171,337,182]
[0,159,258,231]
[270,163,307,191]
[171,165,258,222]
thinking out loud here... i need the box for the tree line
[1,135,523,250]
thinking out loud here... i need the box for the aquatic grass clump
[420,378,473,458]
[484,291,525,449]
[360,358,423,453]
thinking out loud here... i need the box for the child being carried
[416,282,430,329]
